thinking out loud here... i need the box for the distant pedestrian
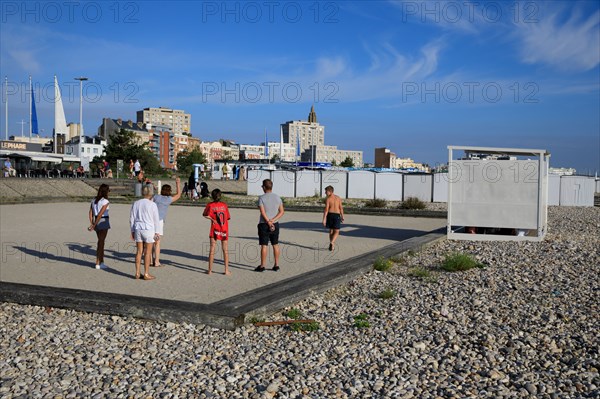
[88,183,110,269]
[130,185,160,280]
[222,163,229,180]
[203,189,231,275]
[134,159,141,177]
[129,159,134,179]
[152,177,182,267]
[182,182,189,198]
[255,179,284,272]
[103,159,111,178]
[322,185,344,251]
[188,171,198,202]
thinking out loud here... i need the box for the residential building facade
[65,136,106,171]
[375,147,396,168]
[98,118,191,169]
[136,107,191,135]
[301,144,363,167]
[375,147,428,171]
[282,106,362,166]
[199,140,240,169]
[281,106,325,154]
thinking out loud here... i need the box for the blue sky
[1,0,599,172]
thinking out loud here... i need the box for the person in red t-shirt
[202,189,231,275]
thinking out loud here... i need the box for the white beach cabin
[447,146,550,242]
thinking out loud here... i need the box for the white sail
[54,76,68,153]
[54,76,68,134]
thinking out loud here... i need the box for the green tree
[331,159,337,166]
[176,148,207,176]
[98,128,163,175]
[271,154,280,162]
[340,156,354,167]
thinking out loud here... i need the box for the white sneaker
[95,264,101,269]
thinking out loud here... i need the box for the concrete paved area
[1,202,445,327]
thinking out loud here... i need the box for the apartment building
[98,118,187,169]
[281,106,325,153]
[301,144,363,167]
[136,107,191,135]
[374,147,428,171]
[199,140,240,168]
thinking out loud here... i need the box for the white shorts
[157,220,164,236]
[134,229,155,243]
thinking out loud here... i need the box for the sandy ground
[0,202,445,304]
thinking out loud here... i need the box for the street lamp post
[74,77,88,165]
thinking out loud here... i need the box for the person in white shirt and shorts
[130,185,161,280]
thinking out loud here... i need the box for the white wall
[321,170,347,198]
[433,173,448,202]
[548,174,561,206]
[295,170,321,197]
[375,173,403,200]
[271,170,296,198]
[560,176,595,206]
[404,174,433,202]
[449,160,542,229]
[246,169,271,196]
[347,171,375,199]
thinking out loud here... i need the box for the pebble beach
[1,206,598,398]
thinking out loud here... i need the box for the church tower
[308,105,317,123]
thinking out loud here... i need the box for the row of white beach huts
[246,169,598,207]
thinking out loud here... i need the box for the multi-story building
[65,136,106,171]
[374,147,396,168]
[67,123,80,142]
[394,157,429,171]
[199,140,240,169]
[98,118,149,143]
[281,106,324,153]
[282,106,362,166]
[267,142,296,161]
[301,144,363,167]
[239,143,264,160]
[238,141,298,162]
[549,167,576,176]
[375,147,428,171]
[97,118,190,169]
[136,107,191,135]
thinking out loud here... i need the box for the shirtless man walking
[322,185,344,251]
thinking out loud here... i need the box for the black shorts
[326,213,341,230]
[258,223,279,246]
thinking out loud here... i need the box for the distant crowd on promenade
[87,178,344,280]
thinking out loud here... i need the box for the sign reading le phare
[1,140,43,152]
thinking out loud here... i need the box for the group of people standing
[88,177,182,280]
[87,178,344,279]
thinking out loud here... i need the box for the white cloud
[515,8,600,72]
[5,49,42,74]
